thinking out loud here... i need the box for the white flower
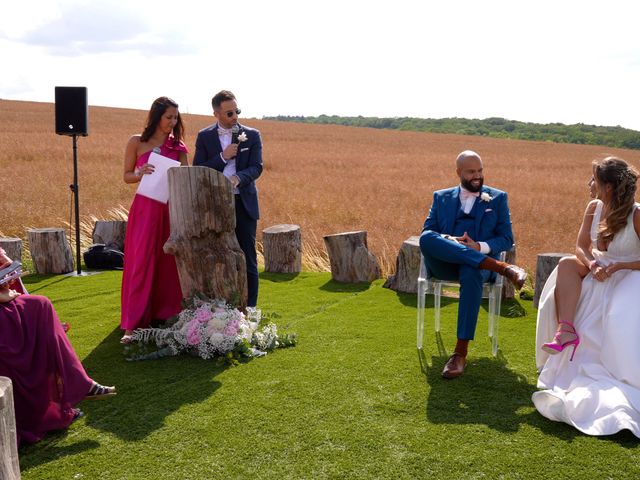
[480,192,492,202]
[237,132,248,143]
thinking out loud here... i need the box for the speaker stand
[69,134,83,275]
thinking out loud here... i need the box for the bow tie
[218,127,232,136]
[460,189,480,201]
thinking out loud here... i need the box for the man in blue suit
[193,90,263,308]
[420,150,526,379]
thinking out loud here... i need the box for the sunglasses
[224,108,241,118]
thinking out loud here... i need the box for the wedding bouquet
[125,297,296,363]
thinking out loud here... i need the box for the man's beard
[461,177,484,193]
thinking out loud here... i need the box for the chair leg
[492,291,502,356]
[434,282,442,332]
[488,291,495,338]
[417,281,426,349]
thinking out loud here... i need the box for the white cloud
[1,0,640,130]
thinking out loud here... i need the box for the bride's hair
[593,156,639,244]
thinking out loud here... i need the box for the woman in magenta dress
[0,249,115,446]
[120,97,188,343]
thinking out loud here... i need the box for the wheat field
[2,99,639,275]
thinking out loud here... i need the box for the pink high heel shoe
[542,320,580,361]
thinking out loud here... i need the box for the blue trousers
[419,230,492,340]
[235,196,259,307]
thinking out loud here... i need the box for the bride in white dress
[533,156,640,437]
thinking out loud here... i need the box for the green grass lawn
[17,271,639,479]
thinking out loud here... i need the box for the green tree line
[262,115,640,150]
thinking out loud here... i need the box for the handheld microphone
[231,125,240,144]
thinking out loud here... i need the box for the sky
[2,0,640,130]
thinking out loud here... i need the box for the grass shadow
[319,279,373,293]
[423,351,537,433]
[77,327,224,442]
[19,439,100,470]
[260,271,301,283]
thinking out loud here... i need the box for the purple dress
[121,136,187,331]
[0,294,93,445]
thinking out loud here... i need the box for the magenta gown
[120,136,187,331]
[0,294,93,446]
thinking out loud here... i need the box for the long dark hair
[140,96,184,144]
[593,156,639,244]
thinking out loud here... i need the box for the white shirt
[218,124,239,194]
[459,185,491,254]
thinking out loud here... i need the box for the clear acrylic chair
[416,251,506,356]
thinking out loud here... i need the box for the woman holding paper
[120,96,188,343]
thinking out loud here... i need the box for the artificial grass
[17,271,639,479]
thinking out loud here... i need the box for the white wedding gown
[533,201,640,437]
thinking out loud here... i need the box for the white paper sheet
[136,152,181,204]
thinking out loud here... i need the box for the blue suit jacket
[193,122,263,220]
[422,185,514,258]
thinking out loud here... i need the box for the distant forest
[263,115,640,150]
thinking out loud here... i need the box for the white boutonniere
[480,192,492,202]
[237,132,248,143]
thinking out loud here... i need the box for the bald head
[455,150,482,169]
[456,150,484,193]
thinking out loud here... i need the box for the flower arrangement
[125,297,296,363]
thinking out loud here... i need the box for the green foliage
[264,115,640,150]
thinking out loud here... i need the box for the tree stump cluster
[27,228,74,274]
[262,224,302,273]
[323,231,381,283]
[0,377,21,480]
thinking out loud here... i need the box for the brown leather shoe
[504,265,527,290]
[442,353,467,379]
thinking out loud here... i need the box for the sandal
[120,334,134,344]
[86,382,117,400]
[71,408,84,422]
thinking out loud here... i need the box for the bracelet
[134,168,142,178]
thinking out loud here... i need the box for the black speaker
[55,86,89,136]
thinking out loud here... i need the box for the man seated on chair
[420,150,527,379]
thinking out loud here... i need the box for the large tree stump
[163,166,247,309]
[534,253,569,308]
[263,224,302,273]
[502,246,517,300]
[383,236,420,293]
[27,228,74,274]
[0,377,21,480]
[323,231,381,283]
[92,220,127,250]
[0,238,22,263]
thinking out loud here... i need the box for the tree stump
[0,377,21,480]
[323,231,381,283]
[534,253,569,308]
[163,166,247,309]
[263,224,302,273]
[383,236,420,293]
[502,246,517,300]
[92,220,127,250]
[27,228,74,274]
[0,238,22,263]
